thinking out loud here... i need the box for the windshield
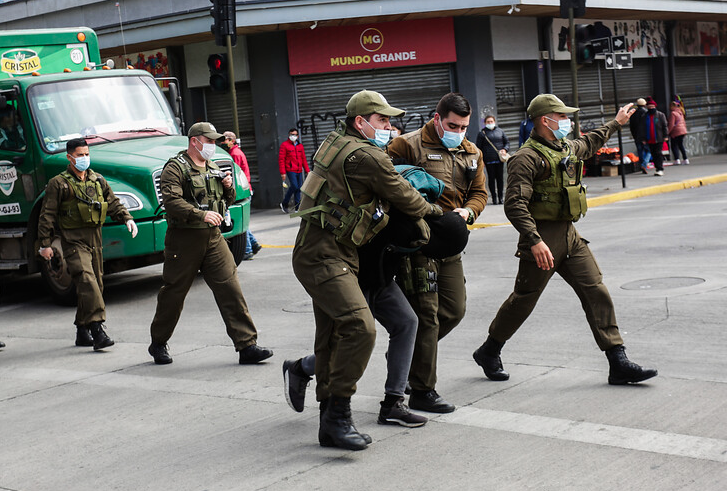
[28,75,181,152]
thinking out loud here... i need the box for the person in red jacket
[278,128,309,213]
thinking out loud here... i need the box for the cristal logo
[1,49,41,76]
[360,28,384,52]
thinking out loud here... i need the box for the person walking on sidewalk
[638,97,668,177]
[476,114,510,205]
[278,128,309,213]
[472,94,657,387]
[668,100,689,165]
[629,98,652,174]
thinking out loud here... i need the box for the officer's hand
[221,171,233,189]
[39,247,54,260]
[427,203,443,217]
[616,103,636,125]
[204,211,223,226]
[531,241,554,270]
[126,219,138,238]
[453,207,469,221]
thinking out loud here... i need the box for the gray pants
[300,281,418,398]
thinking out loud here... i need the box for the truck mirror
[167,82,181,119]
[105,59,115,69]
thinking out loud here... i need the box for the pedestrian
[629,98,652,174]
[518,116,534,147]
[471,94,657,386]
[475,114,510,204]
[291,90,443,450]
[638,96,668,177]
[222,131,261,260]
[147,122,273,366]
[37,138,138,350]
[390,121,405,138]
[388,92,488,413]
[278,128,309,213]
[668,100,689,165]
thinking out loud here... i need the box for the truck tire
[39,235,77,306]
[227,232,247,266]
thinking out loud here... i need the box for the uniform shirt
[38,164,132,247]
[387,119,487,221]
[505,120,620,249]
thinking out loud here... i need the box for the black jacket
[475,127,510,164]
[629,106,647,139]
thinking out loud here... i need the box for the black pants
[670,135,688,161]
[485,161,504,203]
[647,143,664,171]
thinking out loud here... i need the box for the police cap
[527,94,579,119]
[346,90,405,118]
[188,122,223,140]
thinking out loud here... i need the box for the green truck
[0,28,251,303]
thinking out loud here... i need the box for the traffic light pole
[226,34,239,139]
[568,7,580,137]
[612,68,627,188]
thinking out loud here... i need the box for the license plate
[0,203,21,215]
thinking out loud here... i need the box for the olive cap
[527,94,579,119]
[188,122,223,140]
[346,90,404,117]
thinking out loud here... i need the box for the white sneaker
[675,159,681,165]
[655,170,664,176]
[684,159,690,165]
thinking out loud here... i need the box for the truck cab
[0,28,251,303]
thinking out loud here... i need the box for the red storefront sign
[287,18,456,75]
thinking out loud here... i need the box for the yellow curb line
[260,244,294,249]
[469,173,727,230]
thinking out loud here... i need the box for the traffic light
[575,24,595,64]
[559,0,586,19]
[210,0,237,47]
[208,53,229,91]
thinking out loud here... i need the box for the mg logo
[360,28,384,52]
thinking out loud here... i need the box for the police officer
[292,90,442,451]
[38,138,137,350]
[472,94,658,386]
[147,122,272,366]
[388,92,488,413]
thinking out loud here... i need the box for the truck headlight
[234,164,250,190]
[115,192,143,211]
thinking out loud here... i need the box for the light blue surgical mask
[545,117,572,140]
[72,155,90,171]
[362,118,391,148]
[438,119,465,148]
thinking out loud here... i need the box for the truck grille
[152,160,235,208]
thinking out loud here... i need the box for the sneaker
[378,398,428,427]
[148,342,173,364]
[239,344,273,364]
[684,159,690,165]
[283,359,312,412]
[655,170,664,176]
[279,202,289,214]
[675,159,681,165]
[242,252,254,261]
[251,242,262,255]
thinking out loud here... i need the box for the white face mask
[289,135,298,142]
[485,123,496,131]
[194,138,216,160]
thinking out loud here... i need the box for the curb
[470,173,727,230]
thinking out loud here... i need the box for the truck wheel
[39,236,77,306]
[227,232,247,266]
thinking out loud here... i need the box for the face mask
[362,118,391,148]
[194,138,216,160]
[438,119,465,148]
[289,135,298,142]
[647,107,656,114]
[544,117,571,140]
[485,123,496,131]
[72,155,90,172]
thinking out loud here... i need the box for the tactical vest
[293,124,389,248]
[522,138,587,222]
[166,151,227,229]
[58,170,108,229]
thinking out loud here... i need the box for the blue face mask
[362,118,391,148]
[438,119,465,148]
[72,155,90,171]
[545,117,571,140]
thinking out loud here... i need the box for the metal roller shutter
[204,82,258,184]
[675,57,727,130]
[493,62,525,146]
[707,58,727,128]
[294,64,453,155]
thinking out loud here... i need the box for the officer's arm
[223,177,236,206]
[37,179,61,248]
[386,135,416,163]
[504,153,542,247]
[365,153,433,219]
[569,120,621,160]
[160,162,206,224]
[461,149,488,223]
[100,176,133,223]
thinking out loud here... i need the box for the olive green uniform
[149,151,258,351]
[38,164,132,327]
[488,120,624,350]
[292,124,437,402]
[387,120,488,391]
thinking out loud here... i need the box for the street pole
[226,33,239,139]
[612,67,626,188]
[569,7,580,137]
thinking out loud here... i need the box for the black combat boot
[148,342,173,365]
[89,322,114,351]
[473,336,510,381]
[318,398,372,447]
[318,396,369,450]
[75,326,94,347]
[605,345,658,385]
[238,344,273,364]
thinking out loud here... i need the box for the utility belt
[397,255,438,295]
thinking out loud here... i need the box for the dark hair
[289,128,298,134]
[484,114,496,123]
[66,138,88,154]
[391,122,404,132]
[345,113,374,129]
[436,93,471,118]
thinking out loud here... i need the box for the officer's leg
[64,242,105,327]
[201,229,258,350]
[149,229,206,345]
[312,302,333,402]
[557,237,623,350]
[435,255,466,341]
[405,254,440,392]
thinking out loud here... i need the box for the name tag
[427,154,443,161]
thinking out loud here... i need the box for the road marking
[438,406,727,463]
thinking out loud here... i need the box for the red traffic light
[207,53,227,72]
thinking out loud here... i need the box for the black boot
[605,345,657,385]
[148,342,173,365]
[75,326,94,347]
[89,322,114,351]
[0,340,5,348]
[318,398,372,447]
[318,396,369,450]
[473,336,510,381]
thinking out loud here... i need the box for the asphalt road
[2,182,727,491]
